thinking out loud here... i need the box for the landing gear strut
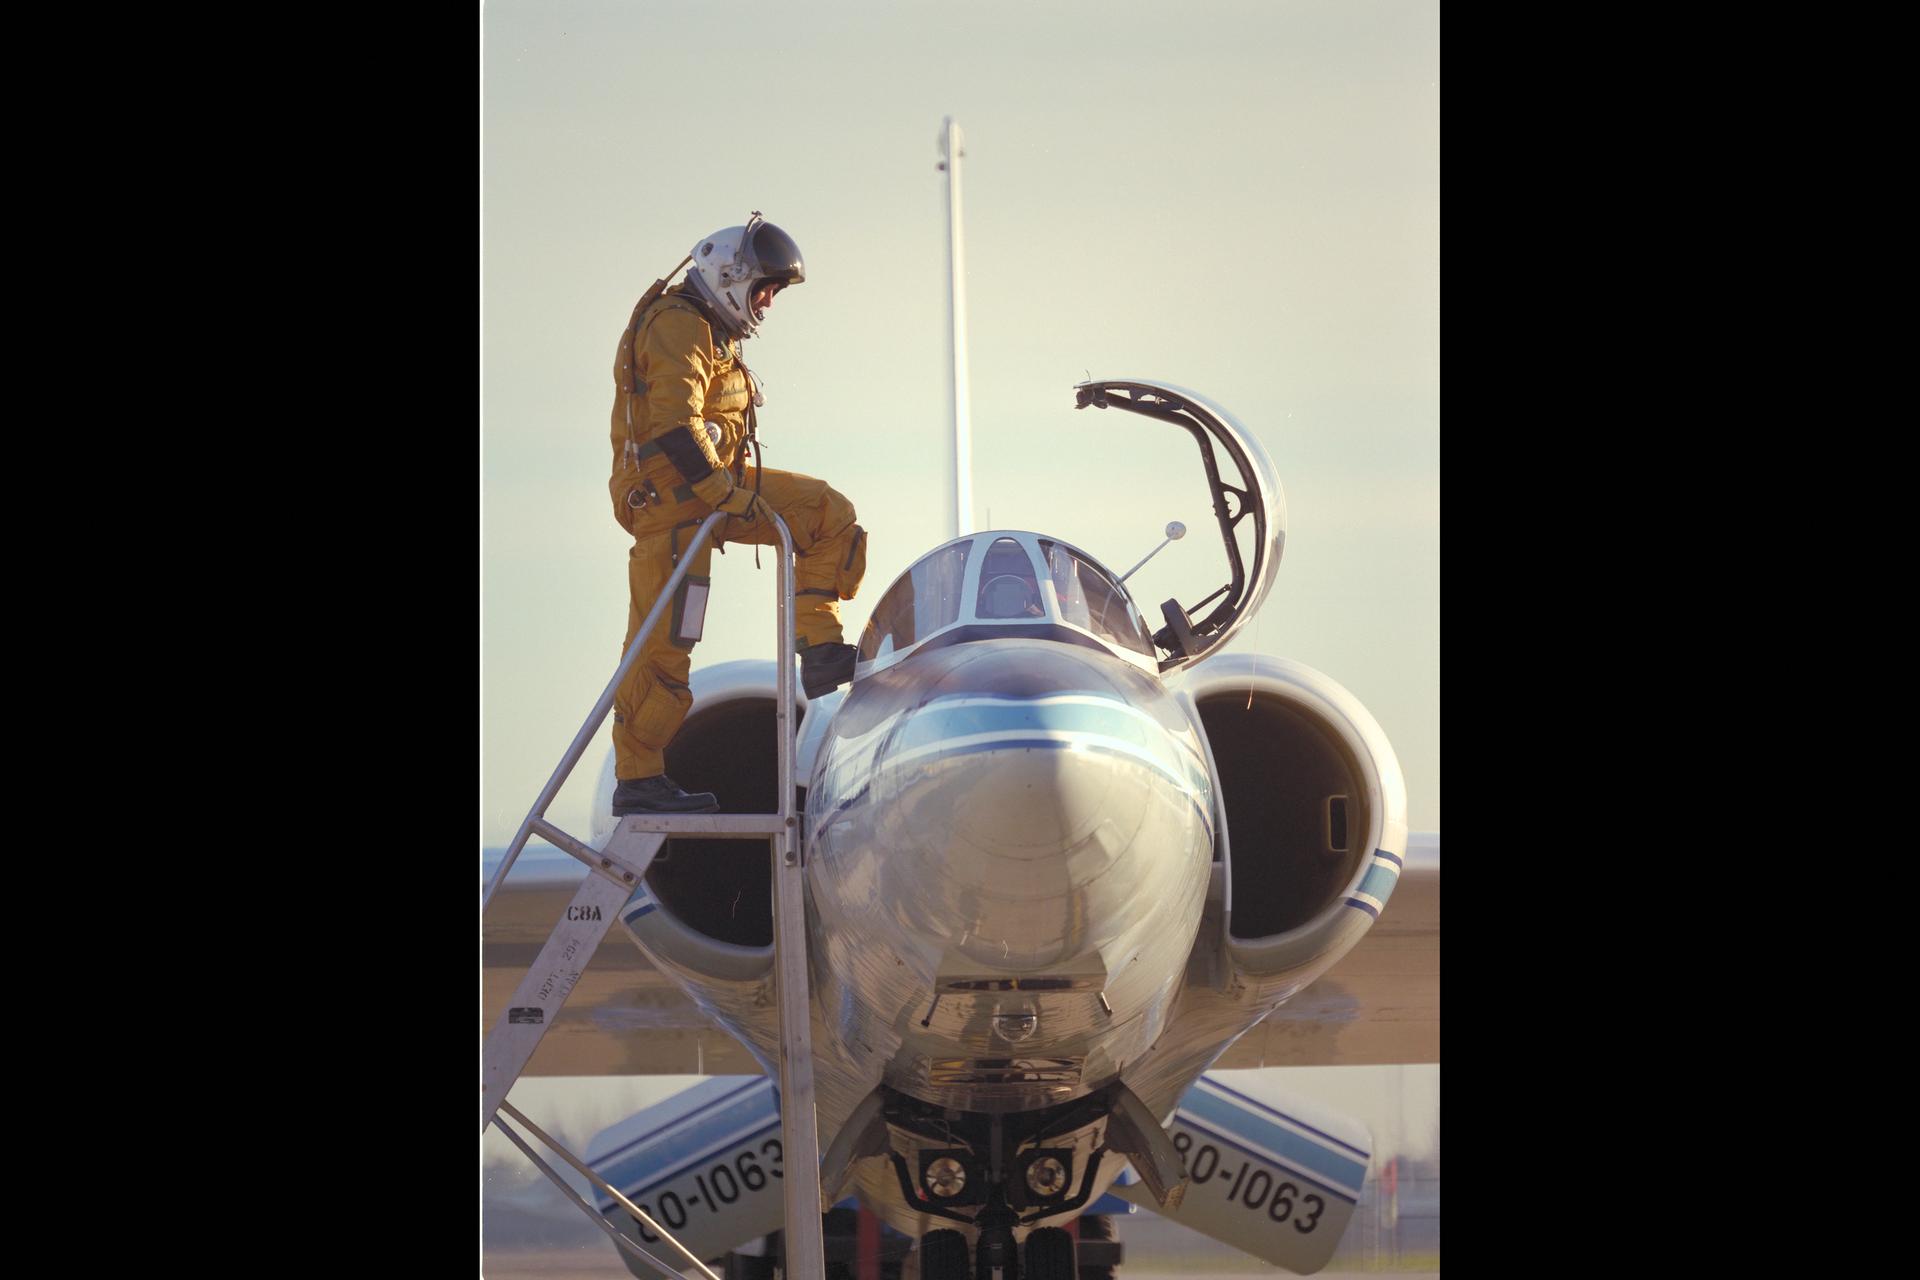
[973,1213,1018,1280]
[917,1221,1084,1280]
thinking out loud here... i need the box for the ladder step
[482,827,667,1129]
[613,813,790,837]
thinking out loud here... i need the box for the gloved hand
[692,470,773,526]
[719,486,774,526]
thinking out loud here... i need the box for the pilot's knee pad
[834,521,867,600]
[628,672,693,750]
[817,486,865,599]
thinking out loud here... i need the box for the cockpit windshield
[976,537,1044,619]
[1039,540,1156,656]
[857,542,970,662]
[856,532,1159,675]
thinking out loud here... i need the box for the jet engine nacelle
[1174,653,1409,1000]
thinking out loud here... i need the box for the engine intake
[649,696,783,947]
[588,661,793,976]
[1177,654,1407,984]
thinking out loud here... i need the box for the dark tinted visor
[749,222,806,285]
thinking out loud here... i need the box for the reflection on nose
[942,735,1121,870]
[875,688,1208,972]
[812,638,1214,976]
[877,673,1211,896]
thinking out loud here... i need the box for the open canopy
[1074,379,1287,673]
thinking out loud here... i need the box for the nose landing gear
[972,1214,1018,1280]
[916,1222,1079,1280]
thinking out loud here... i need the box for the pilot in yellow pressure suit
[606,214,866,815]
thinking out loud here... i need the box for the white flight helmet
[685,211,806,339]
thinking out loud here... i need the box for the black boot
[800,642,858,699]
[612,774,720,815]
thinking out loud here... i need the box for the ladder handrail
[484,507,825,1279]
[485,509,730,908]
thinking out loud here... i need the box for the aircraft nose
[945,732,1112,865]
[866,641,1213,967]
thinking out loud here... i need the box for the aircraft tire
[1022,1227,1075,1280]
[724,1232,779,1279]
[920,1228,969,1280]
[1075,1214,1116,1280]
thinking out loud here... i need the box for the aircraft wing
[1107,1071,1373,1273]
[577,1070,1375,1273]
[1217,831,1438,1068]
[481,834,1437,1077]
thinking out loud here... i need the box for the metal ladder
[482,509,825,1280]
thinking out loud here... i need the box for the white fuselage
[805,637,1215,1117]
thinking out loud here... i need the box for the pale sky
[482,0,1438,848]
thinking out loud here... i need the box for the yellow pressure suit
[608,284,866,781]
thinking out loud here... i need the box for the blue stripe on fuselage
[895,695,1202,762]
[811,693,1216,844]
[890,735,1214,835]
[891,695,1210,790]
[810,733,1215,848]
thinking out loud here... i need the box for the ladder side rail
[484,511,726,911]
[497,1101,723,1280]
[774,815,825,1275]
[775,511,795,846]
[766,512,826,1279]
[484,507,824,1277]
[482,825,669,1129]
[493,1110,716,1280]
